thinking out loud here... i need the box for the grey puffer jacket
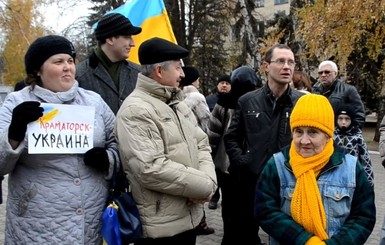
[115,74,217,238]
[76,51,140,115]
[0,82,119,244]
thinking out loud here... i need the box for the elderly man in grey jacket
[115,37,217,245]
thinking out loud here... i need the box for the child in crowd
[333,103,374,186]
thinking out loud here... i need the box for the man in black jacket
[76,13,142,115]
[312,60,365,128]
[224,44,304,245]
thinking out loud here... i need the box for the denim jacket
[273,152,356,244]
[255,146,375,245]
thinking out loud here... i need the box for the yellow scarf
[289,140,334,241]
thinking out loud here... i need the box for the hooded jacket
[208,66,261,172]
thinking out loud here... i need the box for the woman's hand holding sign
[84,147,110,173]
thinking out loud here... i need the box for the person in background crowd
[76,13,142,114]
[179,65,215,235]
[333,103,373,186]
[0,35,120,244]
[312,60,366,128]
[256,94,375,245]
[179,66,211,134]
[224,44,304,245]
[115,37,217,245]
[378,114,385,245]
[206,75,232,112]
[208,67,261,211]
[207,65,261,242]
[291,71,312,94]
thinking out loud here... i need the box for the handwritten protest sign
[28,103,95,154]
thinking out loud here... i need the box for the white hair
[141,60,173,76]
[319,60,338,73]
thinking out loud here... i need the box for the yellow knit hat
[290,94,334,137]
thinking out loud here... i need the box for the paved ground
[0,126,382,244]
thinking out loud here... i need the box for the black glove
[84,147,110,172]
[8,101,44,142]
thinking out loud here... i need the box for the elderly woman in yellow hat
[255,94,375,245]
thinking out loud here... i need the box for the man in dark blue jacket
[205,75,232,112]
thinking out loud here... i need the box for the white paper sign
[28,103,95,154]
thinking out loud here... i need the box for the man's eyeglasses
[318,70,333,75]
[270,59,296,67]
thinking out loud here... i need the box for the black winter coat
[313,79,365,128]
[224,85,303,176]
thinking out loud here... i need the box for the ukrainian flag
[101,0,177,64]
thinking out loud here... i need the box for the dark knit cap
[138,37,189,65]
[335,103,356,125]
[24,35,76,76]
[95,13,142,41]
[218,75,231,84]
[180,66,200,87]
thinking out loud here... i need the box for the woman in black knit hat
[0,35,120,244]
[180,66,211,134]
[180,66,215,235]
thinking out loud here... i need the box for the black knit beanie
[217,75,231,84]
[95,13,142,41]
[335,103,356,127]
[180,66,200,87]
[24,35,76,76]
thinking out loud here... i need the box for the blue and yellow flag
[102,202,121,245]
[99,0,177,64]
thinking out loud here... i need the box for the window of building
[275,0,289,5]
[255,0,264,7]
